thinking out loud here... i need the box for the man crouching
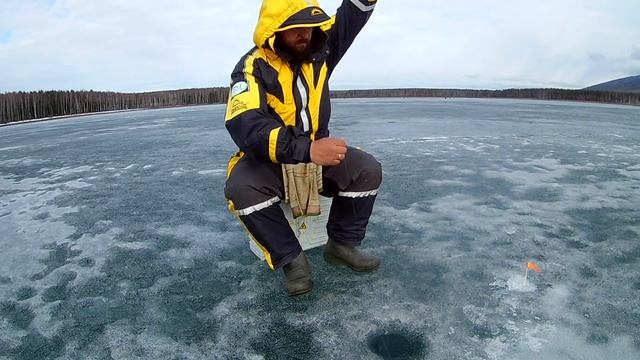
[224,0,381,296]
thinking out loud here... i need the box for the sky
[0,0,639,93]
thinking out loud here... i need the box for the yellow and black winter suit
[224,0,381,270]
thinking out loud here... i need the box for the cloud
[0,0,256,92]
[0,0,639,92]
[332,0,640,89]
[0,31,13,44]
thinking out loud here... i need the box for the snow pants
[224,147,382,270]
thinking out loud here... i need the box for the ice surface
[1,99,639,359]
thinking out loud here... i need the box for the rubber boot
[323,238,380,272]
[283,251,313,296]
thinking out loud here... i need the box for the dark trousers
[224,147,382,270]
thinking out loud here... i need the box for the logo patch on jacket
[230,81,249,98]
[231,98,248,114]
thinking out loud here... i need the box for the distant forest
[332,88,640,105]
[0,88,228,124]
[1,87,639,125]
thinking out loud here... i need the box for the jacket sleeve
[324,0,377,72]
[225,53,312,164]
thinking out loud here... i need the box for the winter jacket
[224,0,377,165]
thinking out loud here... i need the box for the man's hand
[310,137,347,166]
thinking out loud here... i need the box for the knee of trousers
[225,174,283,211]
[354,152,383,190]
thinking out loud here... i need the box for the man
[224,0,381,296]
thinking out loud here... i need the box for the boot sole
[323,252,380,272]
[288,283,313,296]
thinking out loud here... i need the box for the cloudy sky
[1,0,639,93]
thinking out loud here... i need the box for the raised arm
[225,51,312,164]
[323,0,377,72]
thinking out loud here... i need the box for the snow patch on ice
[506,274,537,292]
[0,146,23,151]
[198,169,225,176]
[42,165,93,179]
[425,179,471,187]
[64,179,93,189]
[126,124,167,130]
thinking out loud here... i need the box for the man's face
[278,27,313,58]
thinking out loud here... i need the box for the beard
[275,35,312,62]
[289,41,311,61]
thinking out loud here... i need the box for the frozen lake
[1,98,639,359]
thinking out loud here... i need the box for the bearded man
[224,0,381,296]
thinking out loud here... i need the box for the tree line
[331,88,640,105]
[1,87,638,125]
[0,88,228,124]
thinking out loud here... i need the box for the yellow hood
[253,0,332,48]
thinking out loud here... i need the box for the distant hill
[584,75,640,92]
